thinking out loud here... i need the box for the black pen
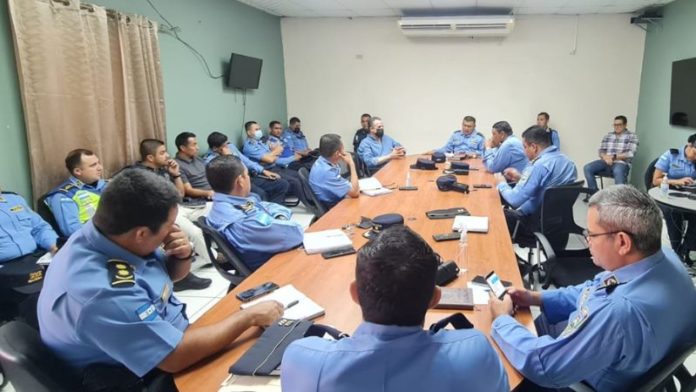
[285,300,299,309]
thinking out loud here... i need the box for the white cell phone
[485,271,507,300]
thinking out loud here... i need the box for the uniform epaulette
[234,201,255,214]
[59,183,77,193]
[670,148,679,155]
[108,259,135,288]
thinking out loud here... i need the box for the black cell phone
[399,186,418,191]
[321,246,356,259]
[236,282,279,302]
[433,232,461,242]
[472,275,512,288]
[473,184,492,189]
[485,271,507,300]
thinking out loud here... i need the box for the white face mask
[254,130,263,140]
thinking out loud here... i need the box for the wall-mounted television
[670,57,696,129]
[226,53,262,89]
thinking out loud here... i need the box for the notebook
[452,215,489,233]
[434,287,475,310]
[303,229,353,254]
[240,285,325,321]
[359,177,393,197]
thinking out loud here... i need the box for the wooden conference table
[175,156,536,391]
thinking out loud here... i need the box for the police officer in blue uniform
[496,125,577,245]
[38,169,282,390]
[490,185,696,391]
[309,134,359,209]
[429,115,485,157]
[205,155,304,271]
[269,120,313,171]
[242,121,313,207]
[283,116,313,156]
[282,225,509,392]
[204,131,289,204]
[651,133,696,260]
[537,112,561,150]
[483,120,528,174]
[357,116,405,172]
[46,148,108,237]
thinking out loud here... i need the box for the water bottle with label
[661,175,669,196]
[458,224,469,277]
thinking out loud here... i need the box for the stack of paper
[219,374,280,392]
[240,285,325,321]
[36,252,52,266]
[303,229,353,254]
[452,215,489,233]
[359,177,393,197]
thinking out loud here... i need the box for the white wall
[281,14,646,172]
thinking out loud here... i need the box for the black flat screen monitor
[227,53,262,89]
[670,57,696,129]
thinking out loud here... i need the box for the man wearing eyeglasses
[583,115,640,194]
[488,185,696,391]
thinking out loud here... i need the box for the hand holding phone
[485,271,507,300]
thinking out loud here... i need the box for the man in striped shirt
[583,115,639,192]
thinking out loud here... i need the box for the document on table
[219,374,280,392]
[359,177,393,197]
[240,285,325,321]
[303,229,353,254]
[452,215,489,233]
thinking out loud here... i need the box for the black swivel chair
[644,157,660,191]
[35,193,69,246]
[195,217,252,293]
[534,185,603,289]
[297,167,327,222]
[353,153,371,179]
[0,321,81,392]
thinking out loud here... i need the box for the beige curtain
[8,0,166,198]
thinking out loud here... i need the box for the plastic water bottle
[405,170,412,187]
[661,175,669,196]
[458,224,469,276]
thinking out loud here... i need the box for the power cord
[145,0,224,79]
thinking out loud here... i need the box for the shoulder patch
[59,183,76,193]
[108,259,135,288]
[559,306,590,338]
[234,201,255,214]
[9,205,24,213]
[136,303,157,321]
[670,148,679,155]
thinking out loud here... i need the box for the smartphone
[485,271,507,300]
[236,282,279,302]
[321,246,356,259]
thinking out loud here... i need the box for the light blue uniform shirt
[309,156,352,206]
[38,220,188,377]
[550,129,561,150]
[357,134,402,169]
[497,145,577,216]
[655,147,696,180]
[206,193,303,270]
[436,129,485,156]
[46,176,108,236]
[268,135,296,167]
[0,193,58,262]
[243,138,279,169]
[491,248,696,391]
[483,135,529,174]
[203,144,265,175]
[282,321,509,392]
[283,128,310,152]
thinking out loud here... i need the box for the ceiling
[236,0,673,17]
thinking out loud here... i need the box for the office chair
[353,154,371,179]
[35,193,69,247]
[534,185,603,289]
[644,157,660,191]
[195,217,252,292]
[0,321,81,392]
[594,165,631,189]
[297,167,327,222]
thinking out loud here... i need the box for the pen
[285,300,299,309]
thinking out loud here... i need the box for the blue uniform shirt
[655,147,696,180]
[38,221,188,377]
[0,193,58,262]
[483,135,529,174]
[283,128,310,152]
[203,143,265,175]
[309,156,352,206]
[491,248,696,391]
[357,134,402,169]
[497,145,577,215]
[268,134,294,158]
[46,176,108,236]
[436,129,485,156]
[242,138,277,169]
[206,193,303,270]
[550,129,561,150]
[282,321,509,392]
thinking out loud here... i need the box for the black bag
[436,175,470,194]
[230,318,347,376]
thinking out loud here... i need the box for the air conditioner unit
[398,15,515,37]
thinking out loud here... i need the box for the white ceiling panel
[239,0,675,17]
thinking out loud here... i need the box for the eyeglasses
[582,229,634,240]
